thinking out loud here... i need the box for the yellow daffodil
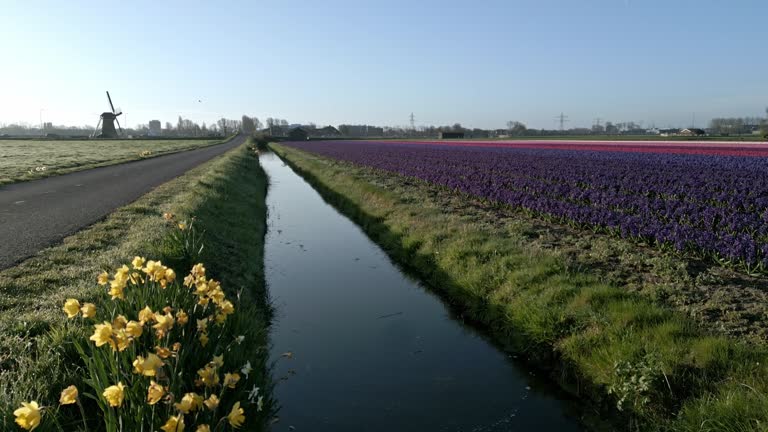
[214,313,227,325]
[152,312,174,338]
[133,353,164,377]
[196,425,211,432]
[183,274,195,287]
[228,401,245,428]
[114,329,131,352]
[209,288,225,305]
[155,346,171,359]
[147,380,164,405]
[62,298,81,318]
[197,318,208,333]
[172,341,182,352]
[212,354,224,368]
[163,212,174,221]
[165,268,176,282]
[108,279,126,300]
[138,306,154,323]
[126,320,143,338]
[13,401,41,431]
[178,222,187,230]
[219,300,235,315]
[203,394,219,411]
[192,263,206,278]
[161,415,184,432]
[197,365,219,388]
[59,385,78,405]
[97,271,109,285]
[199,332,209,347]
[176,309,188,326]
[144,260,158,275]
[174,392,203,414]
[80,303,96,318]
[224,372,240,389]
[89,322,115,349]
[103,382,125,407]
[112,315,128,330]
[132,256,146,270]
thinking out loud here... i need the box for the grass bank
[1,140,272,430]
[271,143,768,432]
[0,137,231,185]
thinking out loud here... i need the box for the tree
[605,121,618,135]
[217,118,228,136]
[506,121,527,136]
[241,115,255,134]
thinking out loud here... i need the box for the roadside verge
[1,140,272,430]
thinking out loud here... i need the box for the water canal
[261,152,584,431]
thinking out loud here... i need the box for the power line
[554,112,569,131]
[409,112,415,130]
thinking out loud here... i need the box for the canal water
[261,152,584,432]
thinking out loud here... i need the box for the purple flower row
[283,141,768,269]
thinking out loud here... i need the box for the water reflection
[261,152,584,431]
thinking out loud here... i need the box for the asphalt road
[0,135,245,269]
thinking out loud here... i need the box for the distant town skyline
[1,1,766,131]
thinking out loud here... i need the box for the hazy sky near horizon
[1,0,766,130]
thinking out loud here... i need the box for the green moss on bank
[0,141,271,429]
[271,143,768,432]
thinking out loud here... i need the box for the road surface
[0,135,245,269]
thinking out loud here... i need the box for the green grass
[0,141,271,430]
[0,137,228,185]
[271,143,768,432]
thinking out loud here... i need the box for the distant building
[679,128,706,136]
[288,127,309,141]
[310,126,341,138]
[148,120,162,137]
[658,128,680,137]
[438,131,465,139]
[465,130,489,139]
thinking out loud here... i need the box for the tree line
[709,115,766,135]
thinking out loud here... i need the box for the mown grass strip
[0,137,231,185]
[271,143,768,432]
[1,141,271,430]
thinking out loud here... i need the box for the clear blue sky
[1,0,766,130]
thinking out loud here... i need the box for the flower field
[284,140,768,272]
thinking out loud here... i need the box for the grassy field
[0,138,228,185]
[272,143,768,432]
[0,141,272,430]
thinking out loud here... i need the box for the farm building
[438,131,465,139]
[288,127,309,141]
[679,128,706,136]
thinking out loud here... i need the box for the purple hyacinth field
[283,140,768,272]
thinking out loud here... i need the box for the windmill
[92,91,123,138]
